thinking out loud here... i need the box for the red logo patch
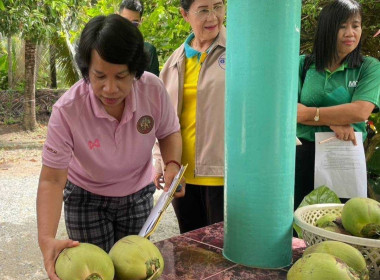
[137,116,154,134]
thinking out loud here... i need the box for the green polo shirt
[297,55,380,142]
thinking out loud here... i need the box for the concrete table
[154,222,306,279]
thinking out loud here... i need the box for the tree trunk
[50,44,57,88]
[7,36,13,89]
[35,44,43,86]
[23,40,37,131]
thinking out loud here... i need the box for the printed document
[314,132,367,198]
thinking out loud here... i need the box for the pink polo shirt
[42,72,180,197]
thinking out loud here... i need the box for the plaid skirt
[63,180,155,252]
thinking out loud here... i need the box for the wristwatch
[314,107,320,122]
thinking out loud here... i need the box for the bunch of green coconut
[55,235,163,280]
[288,197,380,280]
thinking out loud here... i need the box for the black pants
[64,181,155,252]
[172,184,224,234]
[294,139,315,210]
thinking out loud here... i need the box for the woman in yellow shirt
[154,0,226,233]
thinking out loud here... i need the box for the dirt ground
[0,123,179,280]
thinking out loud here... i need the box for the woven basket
[294,203,380,279]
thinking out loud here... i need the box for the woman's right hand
[153,173,164,190]
[330,125,357,145]
[40,238,79,280]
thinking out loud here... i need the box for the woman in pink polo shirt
[36,14,183,280]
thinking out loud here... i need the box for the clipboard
[138,164,187,238]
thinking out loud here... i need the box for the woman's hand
[154,170,186,197]
[297,103,314,123]
[40,238,79,280]
[173,178,186,198]
[162,164,179,192]
[153,173,164,190]
[330,125,357,145]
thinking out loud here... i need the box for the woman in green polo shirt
[295,0,380,209]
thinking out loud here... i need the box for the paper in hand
[314,132,367,198]
[138,164,187,238]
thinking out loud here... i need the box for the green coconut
[55,243,114,280]
[109,235,164,280]
[342,197,380,238]
[303,241,369,280]
[287,253,361,280]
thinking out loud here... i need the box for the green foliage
[0,0,20,36]
[0,52,8,89]
[4,0,58,42]
[369,113,380,131]
[140,0,190,65]
[86,0,119,16]
[54,36,81,87]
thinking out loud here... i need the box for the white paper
[314,132,367,198]
[296,137,302,146]
[138,165,187,238]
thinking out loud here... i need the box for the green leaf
[294,186,341,238]
[299,186,341,208]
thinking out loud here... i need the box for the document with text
[314,132,367,198]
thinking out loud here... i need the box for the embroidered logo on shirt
[88,139,100,150]
[137,115,154,134]
[218,54,226,70]
[348,81,358,88]
[46,146,57,154]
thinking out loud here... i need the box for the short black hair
[180,0,224,11]
[312,0,363,71]
[119,0,144,16]
[75,14,148,82]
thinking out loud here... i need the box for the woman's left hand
[330,124,357,145]
[297,103,312,123]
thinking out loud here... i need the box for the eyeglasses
[189,4,225,21]
[131,21,141,27]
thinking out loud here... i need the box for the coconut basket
[294,203,380,279]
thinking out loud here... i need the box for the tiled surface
[155,222,306,280]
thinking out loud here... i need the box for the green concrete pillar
[223,0,302,268]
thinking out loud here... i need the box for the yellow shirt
[180,53,224,186]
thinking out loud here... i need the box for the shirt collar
[325,62,348,74]
[309,62,349,72]
[184,33,213,60]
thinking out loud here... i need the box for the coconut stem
[85,274,103,280]
[361,223,380,238]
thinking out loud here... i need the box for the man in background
[119,0,160,76]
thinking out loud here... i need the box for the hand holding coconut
[41,238,79,280]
